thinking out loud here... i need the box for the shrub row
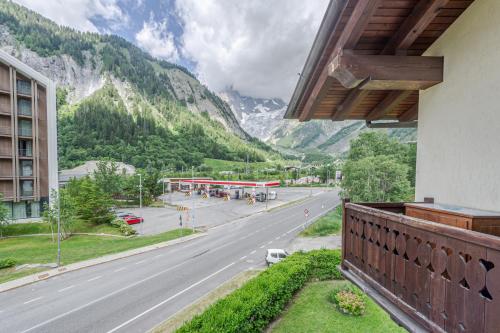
[0,258,16,269]
[176,249,341,333]
[110,219,137,236]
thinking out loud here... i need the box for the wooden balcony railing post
[341,198,350,270]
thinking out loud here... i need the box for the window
[278,253,287,259]
[20,160,33,176]
[271,253,278,258]
[20,180,33,197]
[18,120,32,136]
[17,98,32,116]
[16,80,31,96]
[19,140,32,157]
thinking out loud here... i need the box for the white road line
[21,260,190,333]
[275,236,280,240]
[259,245,265,249]
[239,255,247,260]
[268,241,272,245]
[87,276,102,282]
[113,267,126,273]
[105,262,236,333]
[250,250,256,255]
[135,259,148,265]
[23,297,42,304]
[153,254,163,259]
[58,285,75,293]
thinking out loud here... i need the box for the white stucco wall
[415,0,500,211]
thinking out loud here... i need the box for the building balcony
[0,126,11,136]
[340,200,500,333]
[0,191,14,200]
[16,80,31,97]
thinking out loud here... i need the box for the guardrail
[342,200,500,333]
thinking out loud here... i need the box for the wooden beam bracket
[329,52,443,90]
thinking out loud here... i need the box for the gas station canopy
[180,179,280,188]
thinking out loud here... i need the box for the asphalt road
[0,189,340,333]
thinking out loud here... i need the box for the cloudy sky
[13,0,329,100]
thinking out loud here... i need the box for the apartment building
[0,50,57,219]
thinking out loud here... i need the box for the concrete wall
[416,0,500,211]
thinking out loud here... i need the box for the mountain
[219,89,287,141]
[223,90,417,161]
[0,0,282,169]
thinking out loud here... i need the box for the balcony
[21,190,33,197]
[341,200,500,333]
[0,126,11,136]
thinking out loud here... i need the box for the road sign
[304,208,309,218]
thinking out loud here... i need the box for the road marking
[21,260,191,333]
[113,267,126,273]
[135,259,148,265]
[153,254,163,259]
[259,245,265,249]
[268,241,272,244]
[87,276,102,282]
[239,255,247,260]
[58,285,75,293]
[24,297,42,304]
[275,236,280,240]
[250,250,256,255]
[105,262,236,333]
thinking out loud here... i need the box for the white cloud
[176,0,329,100]
[135,15,179,61]
[12,0,128,33]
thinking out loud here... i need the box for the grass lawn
[2,220,122,237]
[271,280,406,333]
[0,228,194,284]
[300,207,342,237]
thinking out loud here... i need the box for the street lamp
[56,172,61,267]
[138,173,143,235]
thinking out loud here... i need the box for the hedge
[176,249,341,333]
[0,258,16,269]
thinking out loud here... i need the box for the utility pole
[191,166,195,232]
[56,180,61,267]
[138,173,143,234]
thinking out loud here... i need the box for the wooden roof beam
[398,104,419,122]
[382,0,450,55]
[366,90,413,121]
[332,78,371,121]
[329,52,443,90]
[299,0,382,121]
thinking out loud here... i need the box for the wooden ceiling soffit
[332,78,371,121]
[398,104,419,122]
[299,0,382,122]
[366,90,414,121]
[382,0,451,55]
[329,52,443,90]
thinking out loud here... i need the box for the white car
[265,249,289,266]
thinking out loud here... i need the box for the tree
[341,155,413,202]
[0,196,10,238]
[42,189,78,239]
[65,177,114,224]
[341,132,415,202]
[94,160,123,197]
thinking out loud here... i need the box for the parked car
[268,191,277,200]
[116,212,133,219]
[255,192,266,202]
[122,215,144,225]
[265,249,288,266]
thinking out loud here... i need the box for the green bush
[307,249,342,280]
[0,258,16,269]
[329,284,366,316]
[176,249,341,333]
[110,219,137,236]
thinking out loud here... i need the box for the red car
[122,215,144,225]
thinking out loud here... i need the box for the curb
[0,232,207,293]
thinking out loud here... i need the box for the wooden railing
[342,200,500,333]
